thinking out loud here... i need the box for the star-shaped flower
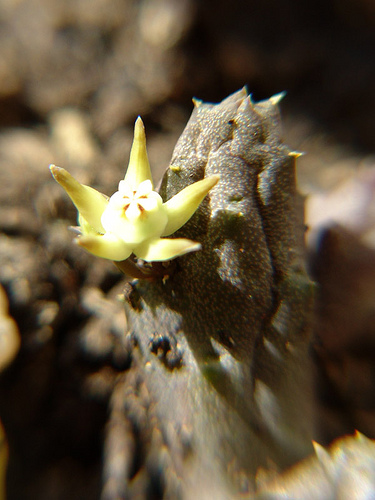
[50,117,219,266]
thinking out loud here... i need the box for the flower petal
[50,165,108,233]
[136,179,153,197]
[125,202,142,221]
[124,117,153,190]
[118,180,133,197]
[162,175,219,236]
[139,196,157,212]
[134,237,201,262]
[76,233,132,261]
[78,214,99,235]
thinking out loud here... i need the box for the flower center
[101,179,168,244]
[122,191,148,217]
[115,180,159,222]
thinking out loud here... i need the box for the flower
[50,117,219,264]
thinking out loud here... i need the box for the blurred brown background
[0,0,375,498]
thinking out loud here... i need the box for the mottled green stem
[124,89,315,498]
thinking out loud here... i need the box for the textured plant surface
[120,89,315,498]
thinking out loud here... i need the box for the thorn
[312,441,330,464]
[246,95,254,108]
[288,151,304,158]
[170,165,181,173]
[354,430,368,441]
[269,91,287,105]
[239,95,254,113]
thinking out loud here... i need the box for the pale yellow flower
[50,117,219,263]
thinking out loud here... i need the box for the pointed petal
[124,117,153,190]
[134,238,201,262]
[78,214,99,235]
[162,175,219,236]
[76,233,132,261]
[50,165,108,233]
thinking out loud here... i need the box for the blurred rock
[0,285,20,372]
[256,432,375,499]
[306,162,375,250]
[310,225,375,442]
